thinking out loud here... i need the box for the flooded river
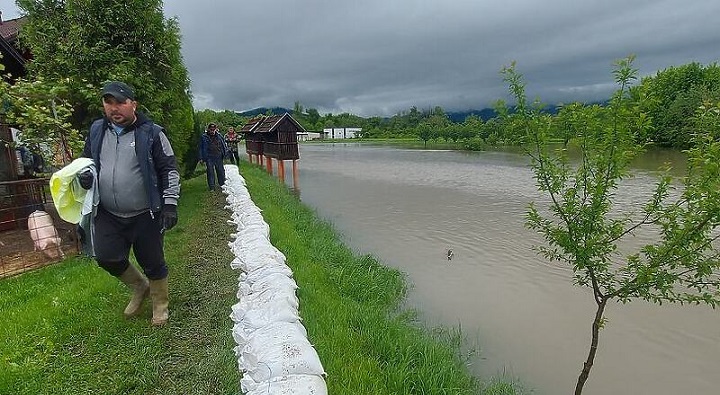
[274,143,719,395]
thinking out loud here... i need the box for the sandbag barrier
[221,165,328,395]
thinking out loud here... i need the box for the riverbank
[305,137,468,150]
[0,163,520,394]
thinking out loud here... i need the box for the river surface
[268,143,718,395]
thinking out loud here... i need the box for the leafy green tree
[0,56,80,167]
[504,57,720,394]
[635,62,720,148]
[17,0,194,165]
[305,108,321,130]
[414,124,435,148]
[293,101,304,117]
[1,77,82,166]
[462,114,483,139]
[407,106,422,128]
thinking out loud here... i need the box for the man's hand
[161,204,178,232]
[77,170,93,190]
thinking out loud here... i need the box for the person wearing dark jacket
[77,81,180,326]
[199,123,227,190]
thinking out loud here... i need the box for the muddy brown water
[260,143,719,395]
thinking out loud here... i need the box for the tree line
[288,62,720,152]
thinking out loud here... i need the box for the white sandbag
[231,290,299,323]
[233,222,270,238]
[242,374,328,395]
[241,285,299,310]
[231,250,287,272]
[232,237,278,257]
[239,265,294,284]
[241,301,301,330]
[238,271,296,295]
[233,320,308,360]
[229,232,268,248]
[238,278,297,301]
[231,306,303,349]
[240,322,325,382]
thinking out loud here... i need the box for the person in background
[77,81,179,326]
[199,122,227,191]
[224,126,240,166]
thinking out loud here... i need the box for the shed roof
[239,112,306,133]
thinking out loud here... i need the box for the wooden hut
[239,113,304,185]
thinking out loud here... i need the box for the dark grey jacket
[82,113,180,216]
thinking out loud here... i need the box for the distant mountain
[446,108,499,123]
[446,104,563,123]
[238,101,605,123]
[236,107,292,117]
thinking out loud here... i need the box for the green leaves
[16,0,194,165]
[1,77,82,166]
[512,57,720,393]
[516,56,720,307]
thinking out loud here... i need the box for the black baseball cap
[101,81,135,101]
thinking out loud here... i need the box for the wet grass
[0,164,522,394]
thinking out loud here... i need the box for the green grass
[0,163,522,394]
[1,176,239,395]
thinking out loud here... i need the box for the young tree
[414,123,435,148]
[2,77,82,166]
[0,56,80,167]
[503,57,720,394]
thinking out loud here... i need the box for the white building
[297,131,323,141]
[322,127,361,139]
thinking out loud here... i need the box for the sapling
[501,56,720,394]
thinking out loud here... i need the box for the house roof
[0,16,29,77]
[239,112,306,133]
[0,16,27,42]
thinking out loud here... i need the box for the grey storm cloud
[4,0,719,117]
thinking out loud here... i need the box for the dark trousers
[227,150,240,166]
[206,156,226,190]
[93,207,168,280]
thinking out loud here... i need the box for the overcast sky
[3,0,719,117]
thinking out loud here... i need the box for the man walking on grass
[77,81,180,326]
[199,122,227,191]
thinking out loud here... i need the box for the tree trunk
[575,298,607,395]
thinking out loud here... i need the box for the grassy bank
[0,176,240,394]
[0,163,518,394]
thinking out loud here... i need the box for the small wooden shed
[239,113,304,186]
[240,113,303,160]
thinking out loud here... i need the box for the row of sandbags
[221,165,327,395]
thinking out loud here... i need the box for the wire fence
[0,178,78,278]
